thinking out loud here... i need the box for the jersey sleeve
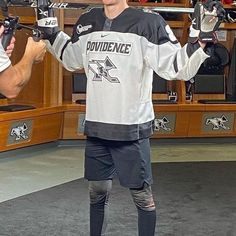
[0,44,11,72]
[46,30,84,72]
[45,14,87,72]
[45,8,101,72]
[143,13,209,81]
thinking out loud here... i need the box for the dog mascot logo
[205,115,230,130]
[10,123,28,141]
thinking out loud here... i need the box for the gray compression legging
[89,180,156,236]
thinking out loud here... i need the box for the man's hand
[189,0,225,43]
[0,25,16,57]
[24,37,46,64]
[5,37,15,57]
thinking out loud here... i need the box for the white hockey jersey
[46,7,209,141]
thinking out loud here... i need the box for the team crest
[154,113,176,134]
[88,56,120,83]
[10,123,28,140]
[8,120,33,144]
[154,116,171,131]
[205,115,230,130]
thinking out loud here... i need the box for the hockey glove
[35,0,60,43]
[189,0,225,43]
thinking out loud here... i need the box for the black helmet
[198,43,229,74]
[225,9,236,23]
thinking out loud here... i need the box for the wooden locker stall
[0,7,64,150]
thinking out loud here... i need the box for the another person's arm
[0,26,46,98]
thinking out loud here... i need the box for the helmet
[198,43,229,74]
[225,9,236,23]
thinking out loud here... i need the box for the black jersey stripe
[84,120,154,141]
[60,39,72,61]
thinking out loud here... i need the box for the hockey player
[37,0,225,235]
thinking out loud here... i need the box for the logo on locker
[10,123,28,140]
[154,116,171,131]
[8,120,33,144]
[205,115,230,130]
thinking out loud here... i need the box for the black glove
[35,0,60,42]
[189,0,225,43]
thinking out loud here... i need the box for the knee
[130,185,156,211]
[89,180,112,205]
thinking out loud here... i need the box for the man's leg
[130,185,156,236]
[84,137,115,236]
[110,138,156,235]
[89,180,112,236]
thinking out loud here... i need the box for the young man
[0,25,46,98]
[38,0,225,235]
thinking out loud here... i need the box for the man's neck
[104,1,129,20]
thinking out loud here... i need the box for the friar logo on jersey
[88,56,120,83]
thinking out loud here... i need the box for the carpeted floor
[1,162,236,236]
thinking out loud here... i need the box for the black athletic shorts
[84,137,153,188]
